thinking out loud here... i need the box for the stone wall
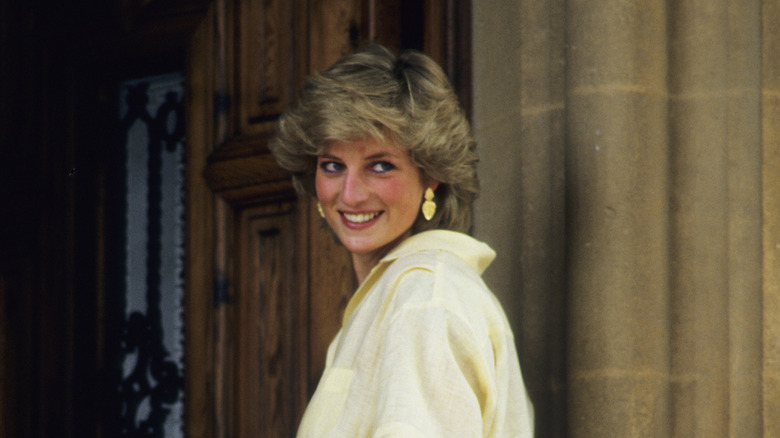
[472,1,780,436]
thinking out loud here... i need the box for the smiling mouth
[341,211,382,224]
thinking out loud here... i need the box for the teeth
[343,212,379,223]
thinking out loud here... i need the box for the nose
[341,170,369,205]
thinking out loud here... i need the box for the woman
[270,44,533,437]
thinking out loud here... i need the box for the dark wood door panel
[235,202,302,437]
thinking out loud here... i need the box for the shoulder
[384,248,482,299]
[382,249,509,335]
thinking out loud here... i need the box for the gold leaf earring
[422,187,436,221]
[316,201,325,218]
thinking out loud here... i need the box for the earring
[316,201,325,218]
[422,187,436,221]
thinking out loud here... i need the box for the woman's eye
[372,161,395,173]
[319,161,343,173]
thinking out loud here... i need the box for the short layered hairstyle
[269,44,479,233]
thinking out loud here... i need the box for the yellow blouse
[297,230,534,437]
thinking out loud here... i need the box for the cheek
[383,179,423,212]
[314,174,334,203]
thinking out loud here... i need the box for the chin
[342,241,379,255]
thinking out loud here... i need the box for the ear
[428,181,440,191]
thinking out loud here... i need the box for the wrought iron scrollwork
[112,75,186,438]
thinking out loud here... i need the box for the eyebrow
[366,152,397,160]
[318,152,398,161]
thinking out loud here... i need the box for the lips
[341,211,382,225]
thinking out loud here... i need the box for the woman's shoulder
[381,230,496,276]
[383,248,501,321]
[384,244,484,292]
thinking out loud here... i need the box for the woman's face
[315,138,432,261]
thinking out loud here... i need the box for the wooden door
[185,1,471,436]
[186,2,352,436]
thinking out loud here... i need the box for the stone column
[472,0,568,436]
[565,1,671,436]
[474,1,773,436]
[667,1,730,436]
[763,1,780,436]
[667,1,763,436]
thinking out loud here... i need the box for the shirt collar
[380,230,496,275]
[342,230,496,326]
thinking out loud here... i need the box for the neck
[351,252,381,285]
[350,230,412,284]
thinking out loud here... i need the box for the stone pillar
[472,0,567,436]
[510,3,568,436]
[762,1,780,436]
[667,1,763,436]
[722,2,763,435]
[667,1,730,436]
[473,0,774,436]
[564,1,671,436]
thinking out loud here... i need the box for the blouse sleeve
[372,270,496,437]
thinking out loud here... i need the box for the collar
[342,230,496,325]
[379,230,496,275]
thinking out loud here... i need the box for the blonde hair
[269,44,478,233]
